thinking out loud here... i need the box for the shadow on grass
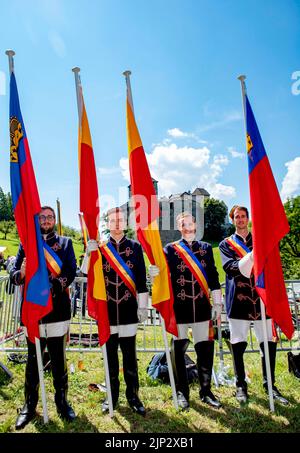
[33,413,100,433]
[115,405,201,434]
[189,390,300,433]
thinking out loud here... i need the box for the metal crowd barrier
[0,276,300,356]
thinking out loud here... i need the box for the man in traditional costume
[11,206,77,429]
[87,207,148,416]
[219,205,289,405]
[150,212,222,410]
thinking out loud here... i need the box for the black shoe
[128,396,146,416]
[15,404,37,430]
[200,390,222,409]
[288,352,300,379]
[176,391,190,411]
[102,398,118,414]
[236,386,248,404]
[271,386,289,406]
[57,401,76,422]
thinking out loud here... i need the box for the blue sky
[0,0,299,229]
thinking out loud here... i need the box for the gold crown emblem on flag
[10,117,23,163]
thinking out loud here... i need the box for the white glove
[211,289,222,321]
[137,292,148,323]
[238,251,253,278]
[138,307,148,323]
[80,252,89,275]
[148,265,160,283]
[86,239,99,254]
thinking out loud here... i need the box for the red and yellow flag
[78,85,110,346]
[125,74,178,336]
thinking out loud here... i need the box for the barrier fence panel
[0,276,300,356]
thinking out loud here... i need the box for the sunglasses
[39,215,55,222]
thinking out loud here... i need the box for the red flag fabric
[9,71,52,343]
[78,86,110,346]
[125,78,178,336]
[245,93,294,339]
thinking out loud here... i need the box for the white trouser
[110,323,138,338]
[23,320,70,338]
[173,321,212,343]
[228,318,273,344]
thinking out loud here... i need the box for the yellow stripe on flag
[143,221,171,305]
[126,99,142,154]
[92,249,107,301]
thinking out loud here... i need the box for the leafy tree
[6,192,14,220]
[0,220,15,240]
[0,187,14,221]
[125,226,136,240]
[0,187,9,221]
[280,196,300,279]
[203,198,229,242]
[60,224,81,240]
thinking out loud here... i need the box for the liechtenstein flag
[245,93,294,339]
[9,70,52,344]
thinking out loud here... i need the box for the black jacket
[10,232,77,324]
[101,236,147,326]
[164,239,220,324]
[219,232,265,320]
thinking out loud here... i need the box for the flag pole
[6,49,49,423]
[123,70,178,410]
[35,337,49,423]
[56,198,63,236]
[160,315,179,410]
[123,70,134,115]
[238,75,274,412]
[72,67,114,417]
[5,49,15,74]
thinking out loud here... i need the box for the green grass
[1,235,224,280]
[1,330,300,433]
[0,234,85,266]
[0,235,20,258]
[212,247,225,283]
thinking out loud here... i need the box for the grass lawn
[1,236,225,281]
[1,328,300,433]
[0,234,85,267]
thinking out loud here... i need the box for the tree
[0,187,14,221]
[60,224,81,241]
[0,187,9,221]
[280,196,300,279]
[203,198,229,242]
[6,192,14,220]
[0,220,15,240]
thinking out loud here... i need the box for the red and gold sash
[43,242,62,277]
[225,234,250,258]
[100,241,136,297]
[172,240,210,301]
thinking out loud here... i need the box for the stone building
[120,179,209,246]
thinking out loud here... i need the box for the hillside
[1,234,225,282]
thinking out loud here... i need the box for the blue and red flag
[9,71,52,344]
[245,93,294,339]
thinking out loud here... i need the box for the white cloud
[227,146,244,159]
[167,128,189,138]
[280,156,300,200]
[119,143,236,202]
[48,30,66,58]
[167,128,207,144]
